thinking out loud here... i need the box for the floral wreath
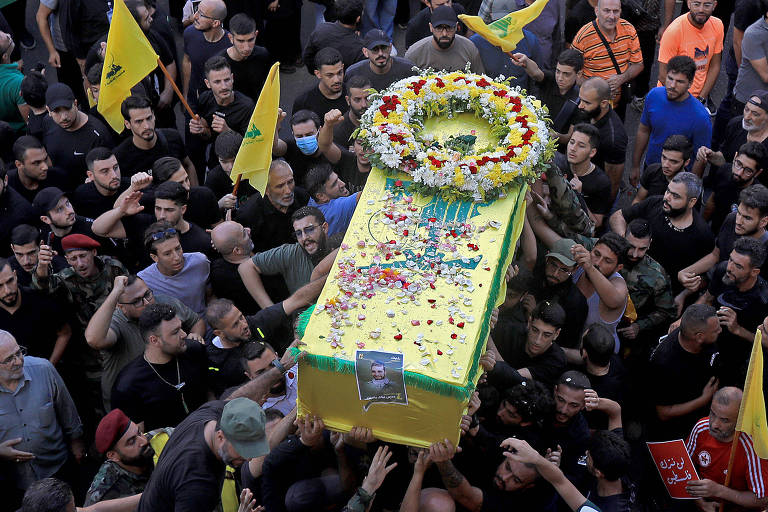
[355,69,556,202]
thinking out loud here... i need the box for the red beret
[95,409,131,454]
[61,234,101,252]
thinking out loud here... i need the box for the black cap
[748,90,768,113]
[364,29,391,50]
[33,187,67,215]
[430,5,458,27]
[45,83,76,110]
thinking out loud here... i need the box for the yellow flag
[230,62,281,196]
[736,328,768,459]
[459,0,549,53]
[97,0,159,133]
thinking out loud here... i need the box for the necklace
[143,355,189,414]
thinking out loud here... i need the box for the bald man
[182,0,231,102]
[0,330,84,500]
[686,387,768,510]
[210,221,263,315]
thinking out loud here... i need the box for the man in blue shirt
[305,163,360,236]
[630,55,712,187]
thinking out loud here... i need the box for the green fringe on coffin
[293,186,528,401]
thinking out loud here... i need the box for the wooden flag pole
[232,174,242,196]
[718,434,741,512]
[156,58,197,119]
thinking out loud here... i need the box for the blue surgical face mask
[295,134,319,155]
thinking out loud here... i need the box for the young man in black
[634,134,692,204]
[8,136,69,203]
[71,147,131,220]
[291,47,349,121]
[345,29,415,92]
[221,14,272,101]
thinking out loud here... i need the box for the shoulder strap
[592,20,623,75]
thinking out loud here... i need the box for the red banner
[647,439,700,499]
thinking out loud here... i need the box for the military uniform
[620,254,676,335]
[84,460,150,506]
[543,155,595,242]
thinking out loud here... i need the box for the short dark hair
[291,205,326,226]
[138,302,178,342]
[557,370,591,390]
[733,236,767,268]
[242,340,275,361]
[595,232,629,266]
[21,70,47,108]
[206,298,236,330]
[85,147,115,170]
[0,256,9,273]
[86,63,103,86]
[737,141,768,172]
[588,430,631,481]
[12,135,44,162]
[739,184,768,217]
[215,130,242,160]
[556,48,583,72]
[667,55,696,82]
[143,220,180,254]
[121,94,153,121]
[21,478,74,512]
[229,13,256,34]
[291,109,321,129]
[10,224,40,246]
[204,55,231,77]
[314,47,343,71]
[155,180,189,207]
[500,381,554,429]
[305,163,334,199]
[582,323,614,367]
[152,156,183,184]
[626,218,652,240]
[335,0,363,24]
[530,300,566,329]
[346,75,371,95]
[507,266,535,293]
[671,171,702,201]
[662,134,693,161]
[680,303,717,339]
[572,123,600,149]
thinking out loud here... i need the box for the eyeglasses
[120,289,153,307]
[1,346,26,365]
[546,258,573,276]
[733,158,757,176]
[433,25,456,33]
[149,228,178,242]
[293,224,318,239]
[196,10,220,20]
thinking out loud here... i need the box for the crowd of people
[0,0,767,509]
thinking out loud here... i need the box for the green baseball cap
[546,238,577,267]
[220,397,269,459]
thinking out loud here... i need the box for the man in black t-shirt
[114,95,197,180]
[634,134,692,204]
[303,0,365,73]
[581,324,626,430]
[0,168,38,258]
[291,47,349,121]
[9,136,70,203]
[274,110,335,186]
[8,224,67,287]
[345,29,415,92]
[148,157,222,230]
[72,147,131,220]
[221,14,272,103]
[205,131,258,207]
[332,76,371,151]
[648,304,721,441]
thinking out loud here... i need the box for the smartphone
[45,232,53,247]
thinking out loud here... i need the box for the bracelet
[469,413,479,429]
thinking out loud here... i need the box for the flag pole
[232,174,242,196]
[156,58,197,119]
[718,435,740,512]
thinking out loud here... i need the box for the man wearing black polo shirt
[112,303,210,430]
[114,95,197,181]
[0,257,71,364]
[291,47,349,121]
[634,134,691,204]
[42,83,113,182]
[9,136,69,203]
[573,77,627,201]
[648,304,721,441]
[235,160,309,253]
[345,29,415,92]
[610,172,714,295]
[71,147,131,220]
[221,14,271,101]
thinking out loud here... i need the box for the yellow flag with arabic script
[97,0,159,133]
[736,328,768,459]
[459,0,549,53]
[230,62,280,196]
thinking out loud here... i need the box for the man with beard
[72,148,131,221]
[404,6,484,73]
[291,48,349,122]
[360,361,398,397]
[239,206,331,309]
[610,172,715,295]
[114,96,196,181]
[406,0,467,48]
[33,187,104,257]
[320,111,375,194]
[616,219,676,346]
[221,14,272,101]
[306,163,360,236]
[0,257,71,364]
[8,136,69,204]
[680,185,768,288]
[703,141,767,233]
[0,167,38,258]
[572,77,627,200]
[8,224,67,287]
[111,303,210,430]
[634,134,692,204]
[630,56,712,187]
[345,29,415,92]
[332,76,371,151]
[697,238,768,388]
[85,409,155,505]
[685,387,768,511]
[240,341,299,415]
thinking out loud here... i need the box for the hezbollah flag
[459,0,549,53]
[736,328,768,458]
[97,0,159,133]
[230,62,280,196]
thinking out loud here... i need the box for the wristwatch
[270,358,286,374]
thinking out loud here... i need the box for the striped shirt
[687,417,767,507]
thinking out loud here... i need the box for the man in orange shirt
[658,0,723,109]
